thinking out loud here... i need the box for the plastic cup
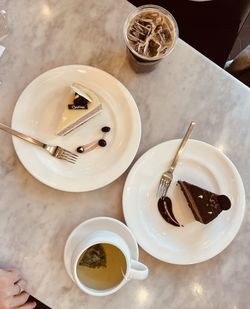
[123,5,179,73]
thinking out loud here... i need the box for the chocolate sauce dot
[76,146,84,153]
[101,126,111,133]
[98,139,107,147]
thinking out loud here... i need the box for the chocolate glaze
[178,181,231,224]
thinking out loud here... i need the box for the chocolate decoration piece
[158,196,182,227]
[101,126,111,133]
[217,195,231,210]
[178,181,231,224]
[76,146,84,153]
[68,93,89,110]
[98,139,107,147]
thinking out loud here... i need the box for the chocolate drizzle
[158,196,183,227]
[76,127,111,154]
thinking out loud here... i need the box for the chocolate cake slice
[178,181,231,224]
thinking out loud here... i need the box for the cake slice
[178,181,231,224]
[56,83,102,136]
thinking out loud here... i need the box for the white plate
[122,139,245,264]
[12,65,141,192]
[64,217,139,281]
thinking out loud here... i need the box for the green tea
[77,243,127,290]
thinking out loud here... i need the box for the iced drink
[123,5,178,73]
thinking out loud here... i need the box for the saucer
[64,217,139,281]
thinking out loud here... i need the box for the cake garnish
[76,126,111,154]
[71,83,93,102]
[101,126,111,133]
[98,139,107,147]
[68,93,89,110]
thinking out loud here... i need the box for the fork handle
[169,121,196,172]
[0,123,45,148]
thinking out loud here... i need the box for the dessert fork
[157,121,196,198]
[0,123,78,164]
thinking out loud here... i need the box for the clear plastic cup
[123,5,179,73]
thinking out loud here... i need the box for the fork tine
[161,181,166,197]
[62,149,78,159]
[44,145,78,163]
[62,153,78,161]
[159,182,164,198]
[161,181,166,198]
[158,178,165,198]
[157,178,163,197]
[61,150,78,159]
[60,152,77,161]
[162,183,167,198]
[59,155,77,164]
[59,152,77,162]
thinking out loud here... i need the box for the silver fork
[0,123,78,164]
[157,121,196,198]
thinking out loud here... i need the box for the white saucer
[123,139,245,265]
[64,217,139,281]
[12,65,141,192]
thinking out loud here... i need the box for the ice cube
[147,39,160,57]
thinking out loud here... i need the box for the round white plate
[123,139,245,264]
[12,65,141,192]
[64,217,139,281]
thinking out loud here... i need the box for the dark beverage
[123,5,178,73]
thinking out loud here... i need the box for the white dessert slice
[56,83,102,136]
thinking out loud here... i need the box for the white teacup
[70,230,148,296]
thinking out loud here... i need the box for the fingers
[2,268,22,283]
[10,291,30,308]
[11,279,27,296]
[0,268,34,309]
[15,301,37,309]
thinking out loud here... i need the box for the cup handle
[127,260,148,280]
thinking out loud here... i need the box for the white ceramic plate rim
[11,65,141,192]
[122,139,245,264]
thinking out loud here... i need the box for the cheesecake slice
[56,83,102,136]
[178,181,231,224]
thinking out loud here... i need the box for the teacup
[70,230,148,296]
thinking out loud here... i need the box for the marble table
[0,0,250,308]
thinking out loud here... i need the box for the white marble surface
[0,0,250,308]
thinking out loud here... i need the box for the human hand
[0,268,36,309]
